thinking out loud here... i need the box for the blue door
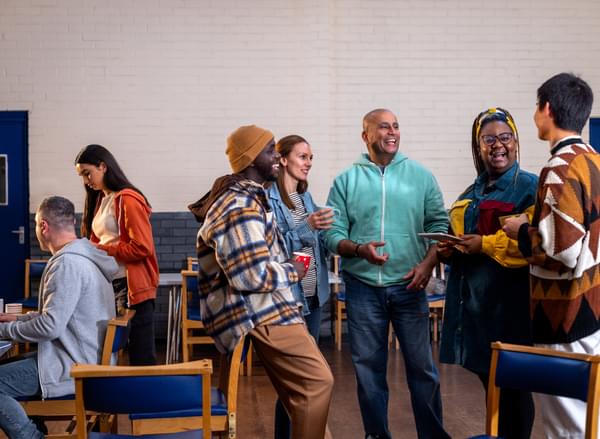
[0,112,29,302]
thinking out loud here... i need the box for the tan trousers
[249,323,334,439]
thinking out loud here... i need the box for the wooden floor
[5,337,546,438]
[235,337,545,438]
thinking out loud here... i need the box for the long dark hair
[275,135,309,210]
[471,107,520,176]
[75,144,149,238]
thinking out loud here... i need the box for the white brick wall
[2,0,600,211]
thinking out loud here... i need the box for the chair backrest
[24,258,48,299]
[187,256,199,271]
[181,269,200,317]
[486,342,600,438]
[72,360,213,439]
[100,309,135,365]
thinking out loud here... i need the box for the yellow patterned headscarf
[475,107,518,139]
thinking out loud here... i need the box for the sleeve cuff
[517,223,532,258]
[285,263,299,283]
[480,235,494,257]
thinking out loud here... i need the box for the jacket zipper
[379,167,385,285]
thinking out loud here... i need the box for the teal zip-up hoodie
[323,152,448,287]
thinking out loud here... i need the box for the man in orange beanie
[189,125,334,439]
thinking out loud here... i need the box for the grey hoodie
[0,239,117,398]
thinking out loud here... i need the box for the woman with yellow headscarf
[438,108,538,439]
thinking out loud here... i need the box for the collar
[550,135,583,155]
[357,151,407,167]
[475,161,519,193]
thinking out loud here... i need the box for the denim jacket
[267,184,330,314]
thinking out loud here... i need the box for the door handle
[10,226,24,244]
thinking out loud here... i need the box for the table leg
[173,288,181,363]
[166,286,174,364]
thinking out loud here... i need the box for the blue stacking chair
[21,258,48,310]
[329,255,347,351]
[470,342,600,439]
[130,337,247,439]
[20,310,135,435]
[72,359,213,439]
[180,270,214,362]
[427,263,448,343]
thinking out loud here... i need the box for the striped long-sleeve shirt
[193,176,303,353]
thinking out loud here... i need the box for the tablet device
[418,232,463,242]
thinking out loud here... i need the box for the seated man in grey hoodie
[0,196,117,439]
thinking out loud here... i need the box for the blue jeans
[0,354,44,439]
[274,300,323,439]
[344,273,449,439]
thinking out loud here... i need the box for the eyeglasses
[480,132,514,146]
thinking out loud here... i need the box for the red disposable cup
[293,252,311,270]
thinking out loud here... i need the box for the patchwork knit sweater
[519,137,600,343]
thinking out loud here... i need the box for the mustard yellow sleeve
[449,199,470,237]
[480,205,535,268]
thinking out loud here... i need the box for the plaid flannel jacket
[195,178,303,353]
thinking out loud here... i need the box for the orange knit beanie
[226,125,274,173]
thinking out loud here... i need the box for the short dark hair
[38,196,75,230]
[537,73,593,133]
[363,108,393,131]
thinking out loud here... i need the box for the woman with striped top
[267,134,334,439]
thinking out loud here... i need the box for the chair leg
[182,328,189,363]
[335,303,342,351]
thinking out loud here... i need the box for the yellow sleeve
[448,199,470,236]
[480,205,535,268]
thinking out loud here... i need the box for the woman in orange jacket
[75,144,159,365]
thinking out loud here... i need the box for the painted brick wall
[2,0,600,213]
[10,0,600,339]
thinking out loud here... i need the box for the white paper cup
[319,205,340,217]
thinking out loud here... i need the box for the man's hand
[358,241,389,266]
[288,259,307,280]
[455,234,482,255]
[404,261,434,291]
[0,313,17,323]
[503,214,529,239]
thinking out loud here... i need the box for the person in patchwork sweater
[504,72,600,438]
